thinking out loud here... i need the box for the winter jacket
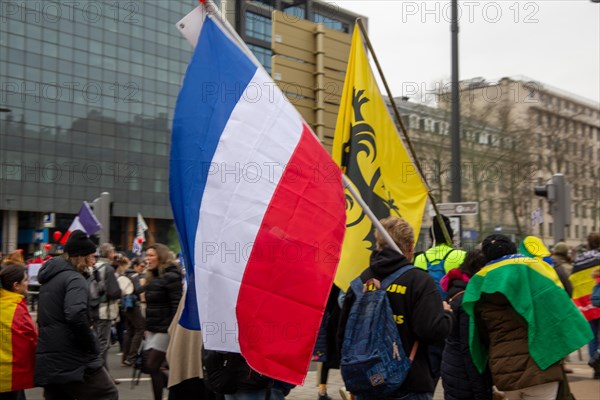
[441,274,492,400]
[145,265,183,333]
[338,248,453,395]
[313,285,341,369]
[474,292,563,391]
[34,256,102,386]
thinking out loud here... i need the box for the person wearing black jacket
[34,230,118,400]
[338,217,453,400]
[440,249,492,400]
[144,243,183,400]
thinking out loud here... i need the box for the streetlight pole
[450,0,462,202]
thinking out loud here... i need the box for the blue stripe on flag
[170,17,258,330]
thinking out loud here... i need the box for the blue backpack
[424,249,455,296]
[340,265,418,399]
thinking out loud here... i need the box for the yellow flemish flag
[333,25,428,290]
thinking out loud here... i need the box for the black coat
[145,265,183,333]
[441,278,492,400]
[338,248,453,395]
[34,256,102,386]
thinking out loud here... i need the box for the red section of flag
[10,298,37,391]
[236,125,346,384]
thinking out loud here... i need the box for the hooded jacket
[338,248,453,394]
[34,256,102,386]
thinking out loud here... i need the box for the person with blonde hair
[1,250,25,267]
[144,243,183,400]
[338,217,453,400]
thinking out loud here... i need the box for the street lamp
[450,0,461,202]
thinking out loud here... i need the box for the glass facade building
[0,0,200,250]
[0,0,358,252]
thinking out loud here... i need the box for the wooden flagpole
[355,18,454,246]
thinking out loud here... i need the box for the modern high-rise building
[0,0,201,253]
[0,0,362,255]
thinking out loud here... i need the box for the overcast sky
[334,0,600,105]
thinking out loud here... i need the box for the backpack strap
[442,249,456,261]
[381,265,415,290]
[448,290,465,303]
[349,277,365,299]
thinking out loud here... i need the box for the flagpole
[342,175,403,255]
[355,18,453,246]
[196,7,406,254]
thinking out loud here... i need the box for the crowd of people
[0,222,599,400]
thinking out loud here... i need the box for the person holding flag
[463,234,593,399]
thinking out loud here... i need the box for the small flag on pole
[132,213,148,255]
[59,202,102,245]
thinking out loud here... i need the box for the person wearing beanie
[552,242,573,274]
[413,214,466,384]
[463,234,592,399]
[34,230,118,399]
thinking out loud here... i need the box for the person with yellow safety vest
[413,215,466,385]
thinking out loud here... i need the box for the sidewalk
[287,362,600,400]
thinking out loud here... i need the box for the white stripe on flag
[195,68,303,352]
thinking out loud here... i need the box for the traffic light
[534,174,571,243]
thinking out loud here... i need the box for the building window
[283,5,305,19]
[248,0,274,10]
[419,118,425,131]
[245,11,271,42]
[247,44,272,73]
[409,115,419,129]
[313,12,348,32]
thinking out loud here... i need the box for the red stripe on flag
[573,295,600,321]
[236,125,346,384]
[11,299,36,391]
[59,230,72,245]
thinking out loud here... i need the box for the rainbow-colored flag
[463,255,592,373]
[0,289,38,392]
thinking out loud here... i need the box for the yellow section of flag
[332,25,428,291]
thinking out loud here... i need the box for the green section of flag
[463,257,592,373]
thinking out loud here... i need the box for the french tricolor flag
[59,202,102,245]
[169,16,346,384]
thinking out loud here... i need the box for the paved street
[23,345,600,400]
